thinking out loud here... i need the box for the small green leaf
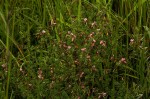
[143,26,150,38]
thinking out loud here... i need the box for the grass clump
[0,0,150,98]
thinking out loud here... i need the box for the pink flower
[1,63,7,68]
[70,33,76,41]
[91,39,96,47]
[1,63,8,72]
[67,46,71,50]
[78,96,81,99]
[20,67,23,71]
[130,39,134,45]
[79,72,84,78]
[91,21,97,28]
[100,40,106,47]
[110,55,115,61]
[81,48,86,52]
[120,58,127,64]
[72,35,76,41]
[74,60,79,65]
[130,39,134,42]
[83,18,88,23]
[100,40,104,44]
[92,65,97,72]
[89,32,95,38]
[38,68,44,80]
[41,30,46,34]
[93,39,96,43]
[67,31,76,41]
[67,31,71,34]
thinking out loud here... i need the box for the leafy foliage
[0,0,150,98]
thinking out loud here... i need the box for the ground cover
[0,0,150,98]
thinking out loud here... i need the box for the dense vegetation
[0,0,150,98]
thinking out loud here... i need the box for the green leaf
[61,91,69,99]
[143,26,150,38]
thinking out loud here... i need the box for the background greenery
[0,0,150,98]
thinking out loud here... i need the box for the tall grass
[0,1,12,98]
[0,0,149,98]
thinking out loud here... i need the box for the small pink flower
[130,39,134,45]
[1,63,7,68]
[81,48,86,52]
[83,18,88,23]
[41,30,46,34]
[100,40,106,47]
[20,67,23,71]
[89,32,95,38]
[1,63,8,72]
[67,46,71,50]
[92,65,97,72]
[120,58,127,64]
[67,31,71,34]
[96,51,99,55]
[38,68,44,80]
[100,40,104,44]
[91,21,97,28]
[70,33,76,41]
[91,39,96,47]
[80,72,84,78]
[72,35,76,41]
[130,39,134,42]
[93,39,96,43]
[78,96,81,99]
[74,60,79,65]
[63,43,67,48]
[110,55,115,61]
